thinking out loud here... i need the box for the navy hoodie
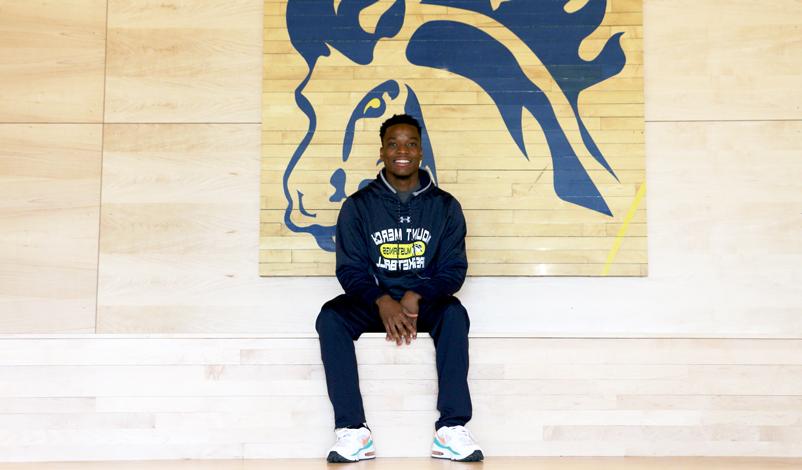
[335,169,468,306]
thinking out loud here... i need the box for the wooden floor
[0,458,801,470]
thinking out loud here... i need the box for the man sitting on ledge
[315,114,483,463]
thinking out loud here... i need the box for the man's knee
[315,305,346,337]
[442,299,471,332]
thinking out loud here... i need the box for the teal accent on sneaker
[433,437,460,456]
[350,439,373,457]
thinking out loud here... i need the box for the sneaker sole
[326,450,376,463]
[458,450,484,462]
[431,449,484,462]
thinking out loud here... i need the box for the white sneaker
[431,425,484,462]
[326,426,375,463]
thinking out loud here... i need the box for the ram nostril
[329,168,347,203]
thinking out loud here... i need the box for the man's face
[380,123,423,181]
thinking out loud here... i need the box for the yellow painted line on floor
[602,182,646,276]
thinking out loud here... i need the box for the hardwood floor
[1,458,801,470]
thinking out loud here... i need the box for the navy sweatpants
[316,293,472,430]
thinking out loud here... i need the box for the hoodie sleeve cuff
[363,286,386,307]
[414,283,439,302]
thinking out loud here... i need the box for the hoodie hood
[376,166,435,199]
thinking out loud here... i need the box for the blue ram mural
[282,0,627,251]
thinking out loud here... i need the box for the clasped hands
[376,291,421,346]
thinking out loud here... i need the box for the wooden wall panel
[94,123,339,334]
[646,0,802,121]
[99,122,802,337]
[96,124,269,332]
[260,0,647,277]
[0,125,102,332]
[0,0,798,337]
[0,0,106,123]
[462,120,802,337]
[1,336,801,460]
[105,0,263,123]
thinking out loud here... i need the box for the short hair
[380,114,421,142]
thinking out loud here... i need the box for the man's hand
[387,316,418,342]
[400,290,422,318]
[399,290,421,341]
[376,294,417,346]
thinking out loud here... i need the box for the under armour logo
[399,216,411,223]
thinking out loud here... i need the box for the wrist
[375,294,392,306]
[405,290,422,301]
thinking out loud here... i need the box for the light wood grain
[1,0,801,463]
[95,123,341,334]
[260,0,646,276]
[138,120,801,335]
[105,0,262,123]
[645,0,802,121]
[1,337,801,460]
[0,0,106,123]
[0,124,102,332]
[0,457,801,469]
[97,123,276,332]
[5,0,791,336]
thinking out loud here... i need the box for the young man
[315,114,483,463]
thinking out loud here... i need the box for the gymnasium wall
[1,0,799,337]
[0,0,801,461]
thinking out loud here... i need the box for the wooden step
[0,335,801,461]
